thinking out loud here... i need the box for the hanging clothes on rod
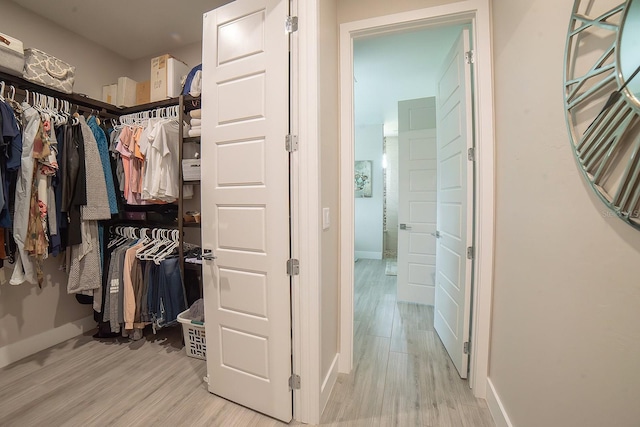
[0,81,116,290]
[114,105,192,205]
[101,226,187,340]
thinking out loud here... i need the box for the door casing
[337,0,496,399]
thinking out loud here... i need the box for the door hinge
[463,341,471,354]
[466,246,474,260]
[286,134,299,152]
[468,147,475,162]
[289,374,301,390]
[287,259,300,276]
[286,16,299,33]
[465,50,475,64]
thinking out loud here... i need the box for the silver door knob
[399,223,412,230]
[202,249,216,261]
[430,231,441,238]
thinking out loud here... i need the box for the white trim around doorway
[338,0,496,398]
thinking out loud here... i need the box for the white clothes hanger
[136,228,164,259]
[153,230,180,264]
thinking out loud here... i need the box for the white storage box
[117,77,138,108]
[0,33,24,76]
[182,159,201,181]
[151,54,189,101]
[177,310,206,360]
[102,83,117,105]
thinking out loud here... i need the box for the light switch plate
[322,208,330,230]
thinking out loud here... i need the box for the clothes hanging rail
[0,70,182,118]
[107,224,189,311]
[0,70,122,117]
[119,104,180,126]
[0,81,112,124]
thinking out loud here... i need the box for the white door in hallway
[434,28,474,379]
[397,97,438,305]
[201,0,292,422]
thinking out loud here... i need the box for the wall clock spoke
[567,70,617,110]
[613,135,640,209]
[576,100,634,165]
[570,3,623,35]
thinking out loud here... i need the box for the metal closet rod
[0,70,122,118]
[8,86,120,119]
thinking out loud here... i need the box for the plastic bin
[177,309,206,360]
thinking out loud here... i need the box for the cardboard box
[101,83,117,105]
[117,76,138,107]
[136,80,150,105]
[151,54,189,102]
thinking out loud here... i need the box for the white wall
[353,26,460,134]
[491,0,640,426]
[0,0,132,359]
[319,0,340,405]
[130,41,202,85]
[354,124,384,259]
[0,0,132,99]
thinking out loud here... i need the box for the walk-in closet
[0,0,239,424]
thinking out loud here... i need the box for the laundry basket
[177,309,206,360]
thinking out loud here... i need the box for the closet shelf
[183,137,201,144]
[0,70,122,116]
[0,70,184,117]
[119,96,181,115]
[183,222,201,228]
[184,180,201,185]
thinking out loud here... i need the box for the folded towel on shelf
[190,118,201,127]
[188,128,201,137]
[190,109,201,119]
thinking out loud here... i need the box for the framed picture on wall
[355,160,372,198]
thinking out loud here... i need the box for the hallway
[321,259,493,426]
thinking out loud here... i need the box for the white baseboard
[320,353,340,415]
[354,251,382,260]
[0,315,96,369]
[486,378,513,427]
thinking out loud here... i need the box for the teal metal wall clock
[565,0,640,228]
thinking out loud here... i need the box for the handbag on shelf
[0,32,25,77]
[23,48,75,94]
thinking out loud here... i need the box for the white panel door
[434,28,474,379]
[201,0,292,422]
[397,97,438,305]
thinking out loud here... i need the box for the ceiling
[354,25,462,135]
[10,0,232,60]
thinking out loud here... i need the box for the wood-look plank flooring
[0,259,494,426]
[320,259,494,427]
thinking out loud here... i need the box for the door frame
[338,0,496,398]
[292,0,321,423]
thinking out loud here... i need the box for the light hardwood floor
[320,259,494,426]
[0,259,494,426]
